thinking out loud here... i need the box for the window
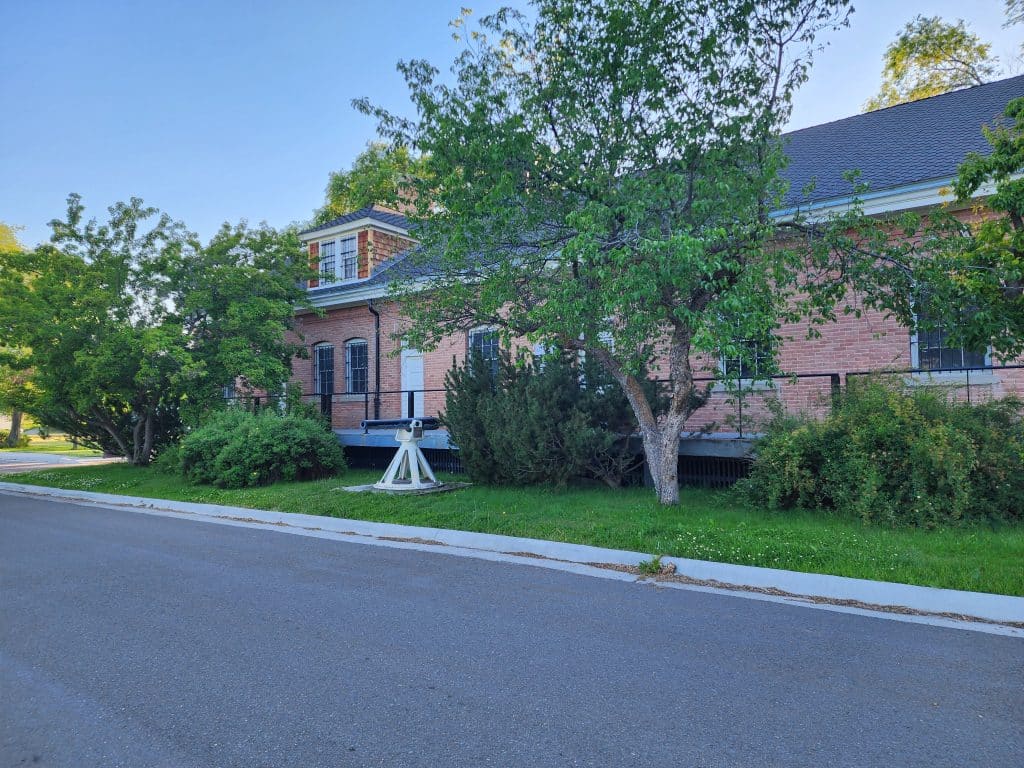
[316,236,357,283]
[340,237,358,281]
[318,241,336,284]
[469,328,500,378]
[911,298,988,371]
[313,343,334,395]
[345,339,369,393]
[722,338,775,380]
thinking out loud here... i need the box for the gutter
[367,299,382,420]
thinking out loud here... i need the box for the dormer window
[318,236,358,284]
[319,240,336,283]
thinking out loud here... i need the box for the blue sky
[1,0,1020,247]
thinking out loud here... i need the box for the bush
[443,350,644,487]
[742,379,1024,526]
[0,429,29,448]
[151,442,182,474]
[179,409,346,488]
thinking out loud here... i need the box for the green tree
[357,0,858,505]
[865,15,1000,111]
[0,222,34,447]
[313,142,428,224]
[0,195,311,464]
[905,97,1024,356]
[1007,1,1024,28]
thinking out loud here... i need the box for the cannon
[360,417,443,491]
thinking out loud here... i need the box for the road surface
[0,452,120,475]
[1,493,1021,767]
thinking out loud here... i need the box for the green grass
[0,435,102,457]
[5,464,1023,596]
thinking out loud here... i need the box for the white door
[400,347,424,418]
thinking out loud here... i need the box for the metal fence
[228,364,1024,436]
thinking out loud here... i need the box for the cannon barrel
[360,417,442,431]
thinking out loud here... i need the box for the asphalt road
[1,494,1021,768]
[0,453,121,475]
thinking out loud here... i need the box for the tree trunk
[586,325,699,506]
[5,410,23,446]
[639,417,687,505]
[140,413,154,466]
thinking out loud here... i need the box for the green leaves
[865,15,1000,111]
[4,196,309,463]
[358,0,852,502]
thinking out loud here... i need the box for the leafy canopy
[865,15,999,111]
[312,142,428,225]
[923,96,1024,355]
[357,0,854,505]
[0,195,311,463]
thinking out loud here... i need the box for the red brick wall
[292,296,1024,432]
[293,205,1024,432]
[307,242,319,289]
[292,301,469,429]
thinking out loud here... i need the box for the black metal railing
[845,363,1024,405]
[226,364,1024,437]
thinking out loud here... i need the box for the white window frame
[468,326,500,377]
[339,236,358,281]
[909,326,991,372]
[716,338,778,392]
[317,240,337,285]
[316,236,358,284]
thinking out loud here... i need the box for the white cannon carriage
[360,417,443,492]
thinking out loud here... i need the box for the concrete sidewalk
[0,481,1021,634]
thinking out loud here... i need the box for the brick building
[292,76,1024,444]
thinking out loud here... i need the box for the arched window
[312,343,334,395]
[345,339,369,393]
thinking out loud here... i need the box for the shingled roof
[778,74,1024,210]
[300,204,409,236]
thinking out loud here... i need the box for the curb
[2,481,1023,631]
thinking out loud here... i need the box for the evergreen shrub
[443,350,644,487]
[743,379,1024,526]
[180,408,346,488]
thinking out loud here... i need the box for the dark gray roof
[307,76,1023,302]
[778,74,1023,209]
[300,205,410,236]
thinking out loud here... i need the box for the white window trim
[468,326,500,372]
[316,235,359,286]
[714,342,778,393]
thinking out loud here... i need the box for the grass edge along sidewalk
[4,464,1023,597]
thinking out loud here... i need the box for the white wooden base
[373,427,441,491]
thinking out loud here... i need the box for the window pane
[723,338,772,379]
[915,301,988,371]
[963,348,987,367]
[340,237,358,280]
[314,345,334,395]
[319,241,336,283]
[470,330,499,377]
[345,341,368,393]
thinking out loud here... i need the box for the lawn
[0,435,102,457]
[5,464,1023,596]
